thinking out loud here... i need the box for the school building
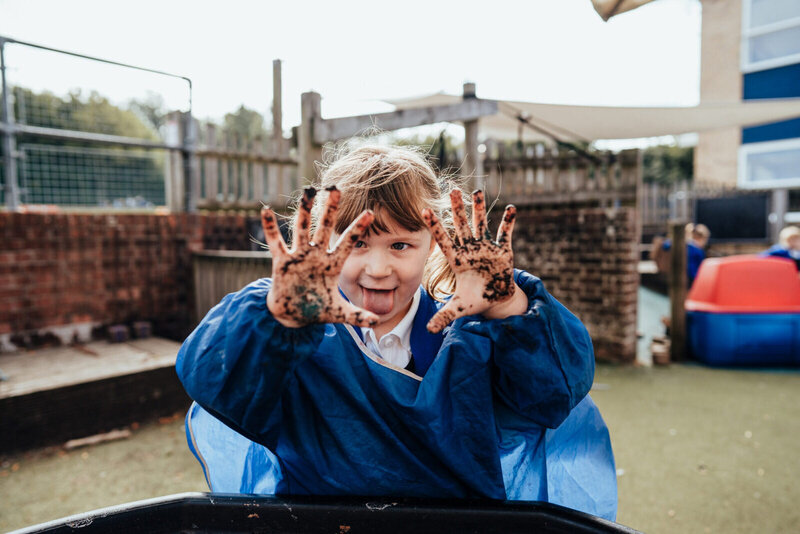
[696,0,800,221]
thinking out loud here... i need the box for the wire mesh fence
[5,40,188,140]
[1,36,191,210]
[19,144,166,207]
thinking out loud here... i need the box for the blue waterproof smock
[760,245,800,271]
[662,239,706,286]
[177,270,617,520]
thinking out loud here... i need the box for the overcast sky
[0,0,701,137]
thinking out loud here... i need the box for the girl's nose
[364,250,392,278]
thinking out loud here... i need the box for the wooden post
[272,59,283,155]
[669,221,688,362]
[164,111,184,212]
[770,188,788,244]
[635,149,644,261]
[299,91,323,184]
[462,82,482,192]
[182,111,199,213]
[204,123,219,202]
[220,130,230,202]
[253,137,265,202]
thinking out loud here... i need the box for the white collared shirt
[361,288,420,369]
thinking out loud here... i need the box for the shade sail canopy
[384,92,800,144]
[591,0,657,21]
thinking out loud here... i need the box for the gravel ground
[2,363,799,533]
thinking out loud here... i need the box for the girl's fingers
[260,207,288,257]
[472,190,489,240]
[331,210,375,268]
[450,189,471,244]
[496,204,517,247]
[331,301,380,328]
[426,297,467,334]
[312,187,340,250]
[292,187,317,251]
[422,209,457,267]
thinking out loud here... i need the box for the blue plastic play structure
[686,255,800,366]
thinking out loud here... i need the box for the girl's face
[336,214,435,339]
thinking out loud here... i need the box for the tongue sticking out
[362,288,394,315]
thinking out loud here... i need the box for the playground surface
[2,287,799,533]
[1,362,798,534]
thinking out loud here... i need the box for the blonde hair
[685,222,710,241]
[779,226,800,248]
[294,144,460,299]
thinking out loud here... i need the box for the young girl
[177,145,617,520]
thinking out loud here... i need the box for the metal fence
[19,144,166,207]
[0,35,192,210]
[1,36,301,213]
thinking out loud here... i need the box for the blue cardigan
[177,270,617,519]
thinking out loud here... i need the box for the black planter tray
[10,492,642,534]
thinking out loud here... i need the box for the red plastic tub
[685,255,800,366]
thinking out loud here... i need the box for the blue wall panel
[743,63,800,144]
[742,118,800,144]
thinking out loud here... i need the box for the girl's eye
[354,240,366,248]
[391,242,410,251]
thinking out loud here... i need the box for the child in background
[760,225,800,271]
[176,145,617,520]
[654,222,710,287]
[686,223,710,285]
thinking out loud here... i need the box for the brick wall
[1,208,639,362]
[0,212,254,348]
[512,207,638,363]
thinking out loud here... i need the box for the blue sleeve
[687,243,706,283]
[176,278,325,446]
[761,245,788,259]
[457,270,594,428]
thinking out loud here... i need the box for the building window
[742,0,800,73]
[739,137,800,188]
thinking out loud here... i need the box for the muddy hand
[422,189,517,333]
[262,186,379,328]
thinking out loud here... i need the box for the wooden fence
[193,123,299,211]
[482,142,640,206]
[192,250,273,323]
[185,137,642,213]
[640,180,692,230]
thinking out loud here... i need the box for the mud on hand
[422,189,517,333]
[262,186,379,328]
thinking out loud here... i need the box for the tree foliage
[642,145,694,185]
[128,92,168,132]
[222,105,270,144]
[13,87,160,142]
